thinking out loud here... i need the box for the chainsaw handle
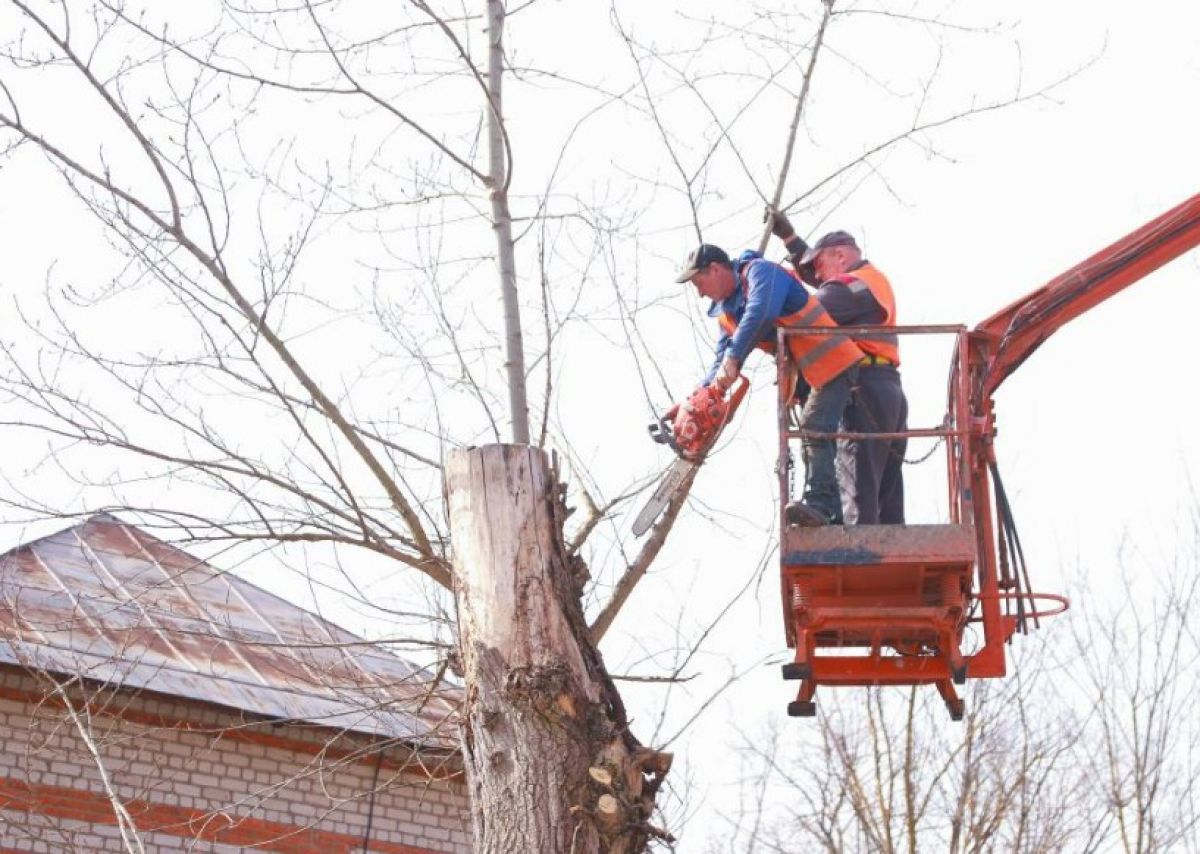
[648,376,748,459]
[647,415,679,453]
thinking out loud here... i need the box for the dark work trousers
[838,365,908,525]
[798,366,858,524]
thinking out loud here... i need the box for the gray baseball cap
[799,230,858,265]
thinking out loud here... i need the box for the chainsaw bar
[631,457,696,537]
[631,377,749,537]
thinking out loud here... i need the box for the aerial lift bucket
[775,324,1067,720]
[774,191,1200,720]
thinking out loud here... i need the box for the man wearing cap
[769,212,909,525]
[674,242,864,526]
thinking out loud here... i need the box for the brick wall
[0,667,470,853]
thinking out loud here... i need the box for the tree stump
[446,445,671,853]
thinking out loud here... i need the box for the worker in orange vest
[769,212,909,524]
[674,243,862,525]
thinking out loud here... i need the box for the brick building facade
[0,515,469,852]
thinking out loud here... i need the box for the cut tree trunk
[446,445,672,853]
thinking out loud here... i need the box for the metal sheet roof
[0,514,460,749]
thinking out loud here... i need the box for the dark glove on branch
[763,206,795,240]
[765,206,811,264]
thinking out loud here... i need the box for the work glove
[664,402,680,422]
[764,206,795,241]
[712,355,740,392]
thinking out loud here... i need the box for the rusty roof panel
[0,514,459,749]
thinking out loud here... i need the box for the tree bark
[447,445,671,853]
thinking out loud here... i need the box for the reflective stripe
[846,264,896,325]
[845,263,900,364]
[780,301,828,328]
[782,305,863,362]
[780,302,862,381]
[720,312,776,355]
[796,334,851,370]
[721,260,773,351]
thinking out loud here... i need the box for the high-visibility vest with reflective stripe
[718,263,863,388]
[837,263,900,365]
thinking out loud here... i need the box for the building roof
[0,514,459,750]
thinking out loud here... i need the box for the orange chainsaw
[631,377,749,537]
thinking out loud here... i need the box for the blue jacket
[702,251,813,385]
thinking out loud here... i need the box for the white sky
[2,0,1199,847]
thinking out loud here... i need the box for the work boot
[785,501,833,527]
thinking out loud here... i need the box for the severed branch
[588,461,700,644]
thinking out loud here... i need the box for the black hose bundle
[988,461,1039,635]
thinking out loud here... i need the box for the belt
[858,354,895,367]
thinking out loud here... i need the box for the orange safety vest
[836,263,900,365]
[717,261,864,388]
